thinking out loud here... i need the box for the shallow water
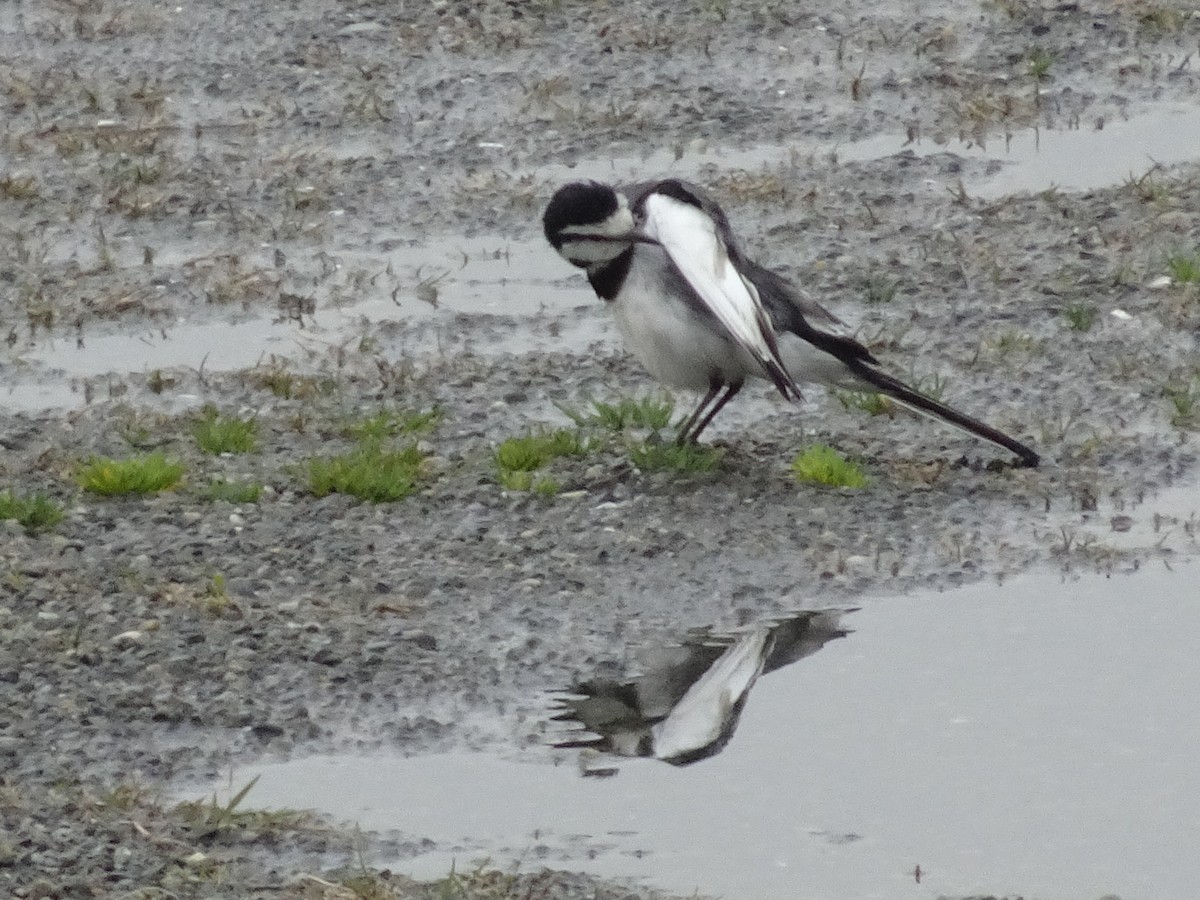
[194,563,1200,900]
[555,102,1200,199]
[4,236,598,411]
[841,102,1200,198]
[7,104,1200,413]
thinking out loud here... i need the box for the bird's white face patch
[556,197,637,267]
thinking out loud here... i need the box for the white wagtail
[543,178,1040,468]
[550,610,854,765]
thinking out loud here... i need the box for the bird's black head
[542,181,621,249]
[543,181,639,270]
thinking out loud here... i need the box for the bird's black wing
[744,260,1040,467]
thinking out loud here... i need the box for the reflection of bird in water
[550,609,854,767]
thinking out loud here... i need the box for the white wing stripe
[641,193,799,398]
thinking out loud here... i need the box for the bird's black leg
[676,382,723,446]
[681,381,744,445]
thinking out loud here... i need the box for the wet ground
[217,565,1200,900]
[2,1,1200,898]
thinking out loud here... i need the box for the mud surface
[2,1,1199,897]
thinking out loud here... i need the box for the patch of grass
[261,368,295,397]
[559,394,676,433]
[343,408,441,442]
[630,441,724,473]
[791,445,869,488]
[497,469,533,491]
[147,369,177,395]
[251,363,328,399]
[1163,377,1200,429]
[429,861,523,900]
[205,479,263,503]
[76,452,185,496]
[701,0,730,23]
[494,428,588,493]
[948,87,1031,133]
[1025,46,1054,82]
[1110,261,1139,287]
[710,169,788,203]
[337,872,395,900]
[201,574,235,617]
[1122,167,1169,203]
[835,390,893,417]
[530,476,562,497]
[175,776,310,840]
[497,469,560,495]
[988,328,1040,359]
[863,274,899,305]
[495,429,586,472]
[98,783,154,814]
[193,407,258,454]
[0,490,65,535]
[307,442,425,502]
[0,173,39,200]
[1062,301,1098,332]
[116,411,158,449]
[1165,248,1200,285]
[908,371,950,403]
[1136,4,1191,35]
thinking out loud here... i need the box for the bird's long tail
[845,362,1041,468]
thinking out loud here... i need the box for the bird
[549,609,855,766]
[542,178,1040,468]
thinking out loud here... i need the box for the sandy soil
[2,0,1199,897]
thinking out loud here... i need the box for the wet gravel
[2,0,1199,897]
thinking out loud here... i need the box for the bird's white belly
[610,255,758,390]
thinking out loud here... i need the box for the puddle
[8,105,1200,413]
[189,564,1200,900]
[550,610,853,768]
[842,103,1200,198]
[4,235,613,411]
[551,103,1200,199]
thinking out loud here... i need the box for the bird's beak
[560,228,660,246]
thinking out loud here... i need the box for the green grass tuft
[558,394,676,432]
[201,573,235,616]
[630,441,724,473]
[835,390,893,416]
[193,407,258,454]
[205,479,264,503]
[498,469,533,491]
[863,274,899,305]
[495,429,586,473]
[77,452,185,495]
[344,408,441,442]
[0,490,65,535]
[498,470,561,495]
[494,428,588,493]
[791,445,869,488]
[261,369,295,397]
[1062,301,1098,332]
[307,443,425,502]
[0,173,39,201]
[1163,377,1200,429]
[989,328,1040,358]
[175,775,310,840]
[1165,249,1200,285]
[530,476,561,497]
[1025,46,1054,81]
[1136,4,1190,35]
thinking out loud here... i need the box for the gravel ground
[2,1,1199,897]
